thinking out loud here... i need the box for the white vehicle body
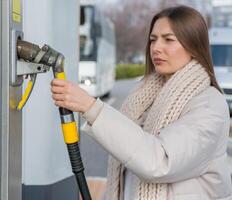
[79,0,116,97]
[209,27,232,114]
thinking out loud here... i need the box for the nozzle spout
[16,40,65,74]
[17,40,40,62]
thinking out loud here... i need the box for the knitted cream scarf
[105,59,211,200]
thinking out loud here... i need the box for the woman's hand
[51,79,96,113]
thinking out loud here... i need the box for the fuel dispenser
[14,40,92,200]
[1,0,89,199]
[1,0,24,199]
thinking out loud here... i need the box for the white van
[209,27,232,115]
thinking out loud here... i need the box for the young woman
[51,6,232,200]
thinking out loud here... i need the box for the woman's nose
[151,40,162,54]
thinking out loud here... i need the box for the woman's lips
[153,58,166,65]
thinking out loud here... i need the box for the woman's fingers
[54,100,65,108]
[52,93,67,101]
[51,78,92,113]
[51,85,66,94]
[51,79,68,87]
[54,100,77,111]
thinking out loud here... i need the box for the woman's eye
[150,38,156,42]
[166,38,174,42]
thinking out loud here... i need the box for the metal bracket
[16,61,50,76]
[10,31,50,86]
[10,30,24,86]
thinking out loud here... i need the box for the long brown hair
[145,5,222,93]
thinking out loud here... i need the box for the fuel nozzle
[17,40,65,76]
[16,40,66,110]
[17,40,40,62]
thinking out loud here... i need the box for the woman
[51,6,232,200]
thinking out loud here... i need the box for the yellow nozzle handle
[17,75,36,110]
[56,72,66,80]
[56,72,79,144]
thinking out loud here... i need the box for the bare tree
[103,0,211,63]
[104,0,158,63]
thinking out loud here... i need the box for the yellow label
[13,0,21,14]
[13,13,21,23]
[61,122,79,144]
[12,0,21,23]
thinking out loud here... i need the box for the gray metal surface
[17,61,49,76]
[22,176,78,200]
[1,0,22,199]
[61,114,75,124]
[10,30,23,86]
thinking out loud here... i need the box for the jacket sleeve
[82,91,230,183]
[82,98,104,125]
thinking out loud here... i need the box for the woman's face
[150,17,192,80]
